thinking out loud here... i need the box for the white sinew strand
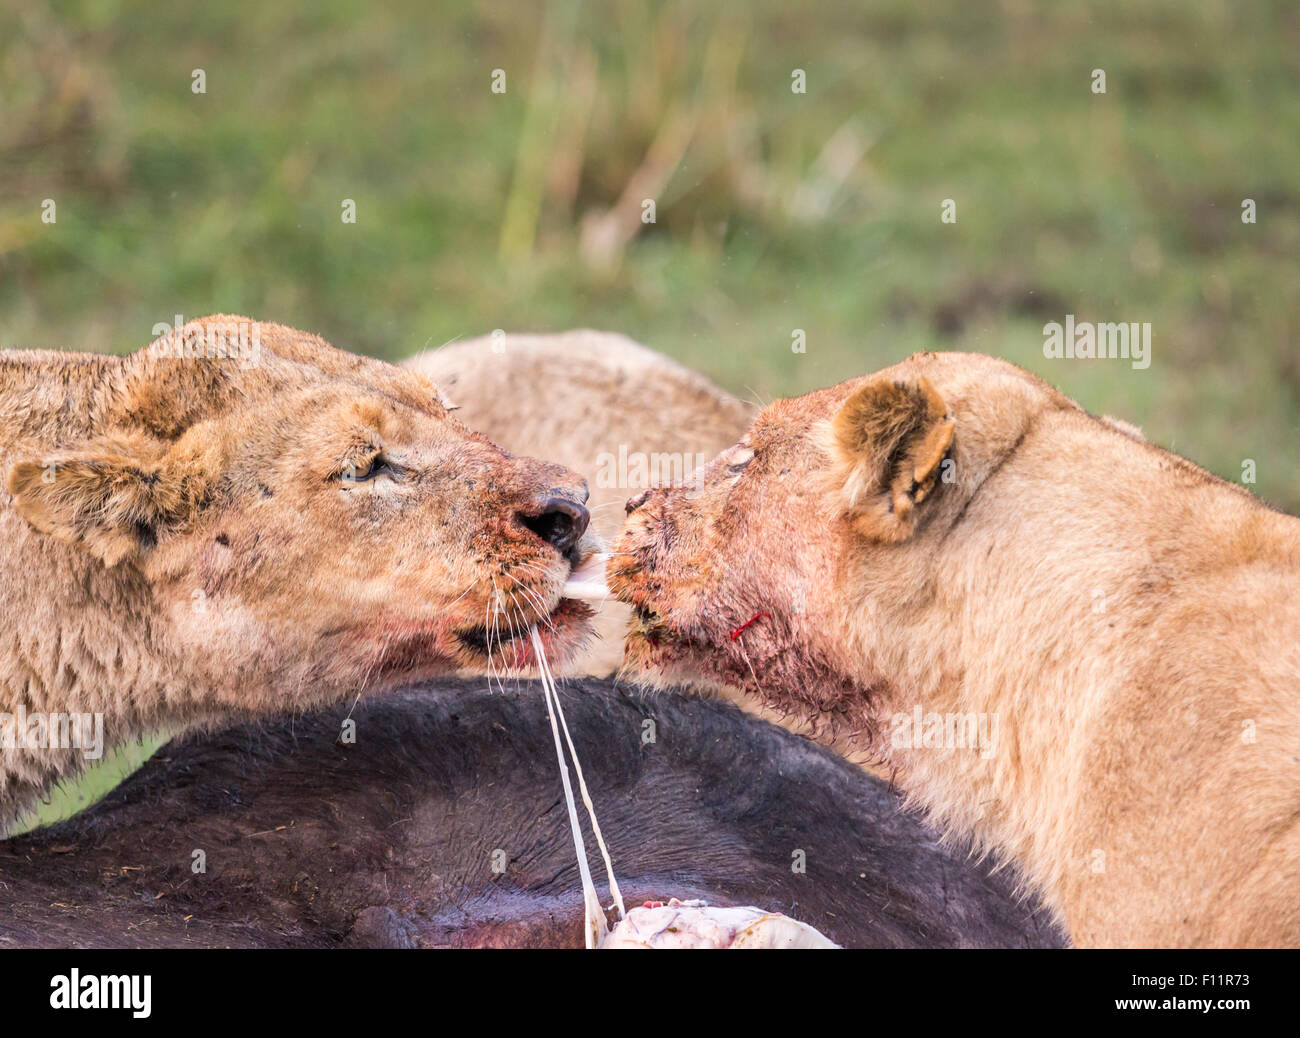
[536,632,626,920]
[529,628,624,947]
[561,553,611,601]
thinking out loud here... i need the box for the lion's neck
[862,436,1169,920]
[866,426,1300,936]
[872,607,1113,922]
[0,351,123,443]
[0,526,204,834]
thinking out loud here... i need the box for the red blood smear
[729,612,770,641]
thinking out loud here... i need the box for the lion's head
[608,352,1058,737]
[7,317,595,716]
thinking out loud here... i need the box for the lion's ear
[829,375,955,543]
[8,436,206,567]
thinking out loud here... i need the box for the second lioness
[611,351,1300,948]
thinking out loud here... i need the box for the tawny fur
[611,350,1300,948]
[0,317,594,832]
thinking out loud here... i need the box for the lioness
[0,317,595,831]
[610,350,1300,948]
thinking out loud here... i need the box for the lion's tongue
[563,553,611,601]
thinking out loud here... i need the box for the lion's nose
[625,489,652,514]
[519,495,590,559]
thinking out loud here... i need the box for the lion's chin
[335,598,595,689]
[452,597,595,674]
[619,623,710,686]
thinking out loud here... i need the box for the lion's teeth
[563,553,610,600]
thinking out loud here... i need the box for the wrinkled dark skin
[0,679,1065,948]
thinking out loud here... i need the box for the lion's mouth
[632,603,667,632]
[603,553,678,648]
[451,552,609,664]
[453,596,593,668]
[455,620,531,654]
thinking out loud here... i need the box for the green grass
[2,0,1298,829]
[6,735,167,836]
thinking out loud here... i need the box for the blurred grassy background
[2,0,1298,828]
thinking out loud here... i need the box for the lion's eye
[341,454,395,484]
[727,448,755,476]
